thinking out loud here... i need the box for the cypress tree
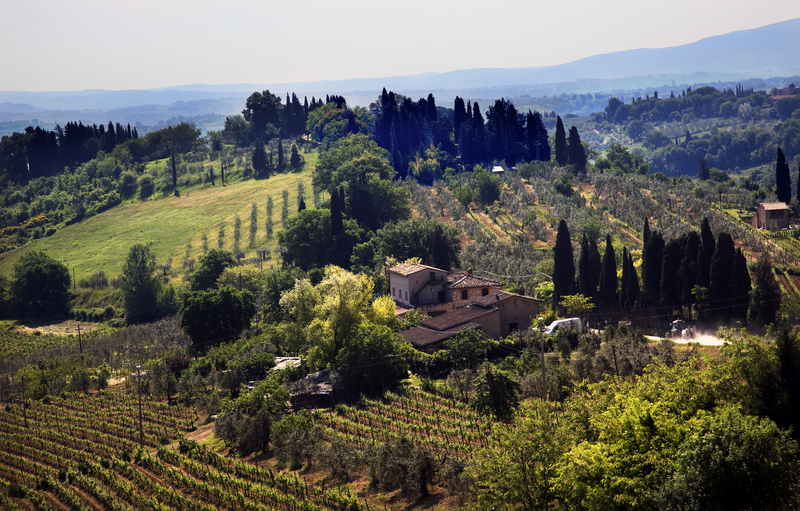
[426,93,437,123]
[642,226,664,310]
[578,234,593,298]
[797,161,800,204]
[620,246,629,311]
[454,97,467,142]
[555,116,567,166]
[330,186,343,236]
[567,126,586,173]
[777,147,791,203]
[290,143,301,168]
[298,196,306,212]
[252,139,267,173]
[588,237,602,302]
[553,219,575,312]
[472,101,486,162]
[277,139,284,167]
[748,254,781,326]
[171,147,177,191]
[698,217,715,288]
[679,231,701,307]
[660,239,683,311]
[265,197,273,239]
[625,250,640,310]
[598,234,617,311]
[709,232,735,320]
[730,247,751,322]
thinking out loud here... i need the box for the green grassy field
[0,155,317,283]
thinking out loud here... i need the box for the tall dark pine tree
[625,250,639,310]
[588,237,602,302]
[578,235,594,298]
[330,186,343,237]
[708,232,735,321]
[679,231,701,308]
[641,220,664,310]
[620,247,629,311]
[797,161,800,204]
[553,220,575,312]
[777,147,792,203]
[567,126,587,173]
[453,97,467,143]
[598,235,618,311]
[277,139,284,167]
[555,116,567,166]
[660,239,683,311]
[698,217,715,288]
[426,93,437,123]
[252,139,267,173]
[472,101,486,162]
[171,147,178,191]
[526,110,551,163]
[730,247,751,322]
[748,254,781,326]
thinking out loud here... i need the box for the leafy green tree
[595,143,649,174]
[560,294,596,317]
[278,208,361,271]
[180,286,255,346]
[10,250,70,317]
[289,142,301,168]
[470,364,520,422]
[474,169,503,205]
[312,134,387,191]
[552,220,574,312]
[120,244,160,323]
[468,401,568,511]
[190,249,237,291]
[336,324,410,387]
[444,328,497,370]
[242,90,281,141]
[748,253,782,326]
[659,407,800,511]
[373,218,461,271]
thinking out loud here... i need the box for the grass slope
[0,155,316,283]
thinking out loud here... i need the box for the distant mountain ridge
[0,18,797,121]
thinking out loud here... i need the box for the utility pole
[21,375,27,428]
[135,366,144,448]
[539,318,547,401]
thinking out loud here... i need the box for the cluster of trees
[0,250,71,318]
[0,121,139,181]
[554,216,780,326]
[0,121,202,252]
[278,134,459,275]
[223,90,336,147]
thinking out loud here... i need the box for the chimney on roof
[496,294,500,300]
[467,268,473,275]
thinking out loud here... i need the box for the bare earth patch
[22,319,101,335]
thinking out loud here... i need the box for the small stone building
[400,291,543,352]
[752,202,790,230]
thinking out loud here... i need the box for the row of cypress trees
[554,217,758,324]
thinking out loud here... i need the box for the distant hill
[1,18,797,128]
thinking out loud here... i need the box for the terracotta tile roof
[760,202,790,211]
[471,290,543,308]
[447,272,502,289]
[387,262,445,276]
[421,306,498,331]
[400,323,481,348]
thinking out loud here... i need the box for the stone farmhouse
[388,262,543,352]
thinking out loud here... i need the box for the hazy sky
[1,0,798,92]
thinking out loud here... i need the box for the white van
[545,317,584,335]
